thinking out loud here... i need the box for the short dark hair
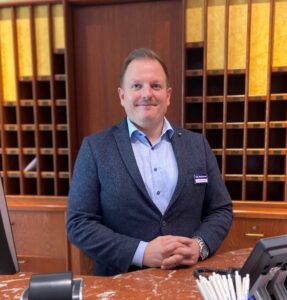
[119,48,170,86]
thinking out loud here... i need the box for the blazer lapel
[113,120,152,202]
[166,127,188,211]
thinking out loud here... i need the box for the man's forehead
[124,59,167,80]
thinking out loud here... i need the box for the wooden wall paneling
[242,0,252,201]
[65,0,184,155]
[52,4,65,51]
[16,7,37,195]
[285,125,287,201]
[12,6,24,194]
[185,0,204,43]
[207,0,225,71]
[228,0,247,71]
[263,0,274,201]
[222,0,229,179]
[47,3,58,195]
[64,0,78,173]
[0,9,6,187]
[30,4,42,195]
[203,0,207,137]
[249,0,270,97]
[0,8,17,103]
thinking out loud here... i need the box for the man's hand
[142,235,200,269]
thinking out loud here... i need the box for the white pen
[214,274,228,300]
[203,276,217,300]
[235,271,242,300]
[227,274,237,300]
[242,276,246,300]
[222,275,231,300]
[199,276,213,300]
[210,274,226,300]
[243,274,250,300]
[201,276,218,300]
[196,278,209,300]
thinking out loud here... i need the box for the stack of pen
[196,271,251,300]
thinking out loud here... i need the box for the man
[67,48,232,276]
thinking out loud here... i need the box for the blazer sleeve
[66,137,140,274]
[192,136,233,255]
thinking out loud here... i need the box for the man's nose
[142,86,153,98]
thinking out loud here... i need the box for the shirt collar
[127,117,174,142]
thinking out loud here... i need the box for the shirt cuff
[131,241,148,267]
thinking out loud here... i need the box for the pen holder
[195,271,250,300]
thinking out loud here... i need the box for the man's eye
[131,83,141,89]
[152,84,161,90]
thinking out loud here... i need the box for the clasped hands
[143,235,200,270]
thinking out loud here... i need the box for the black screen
[240,234,287,289]
[0,178,19,274]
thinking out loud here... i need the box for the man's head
[119,48,170,87]
[118,48,172,135]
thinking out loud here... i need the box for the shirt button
[154,168,157,172]
[156,191,160,195]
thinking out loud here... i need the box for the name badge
[194,174,208,184]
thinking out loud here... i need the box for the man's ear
[118,87,125,107]
[167,87,172,106]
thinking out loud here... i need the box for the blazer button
[162,220,167,227]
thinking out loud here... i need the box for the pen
[243,274,250,300]
[215,274,228,300]
[199,276,213,300]
[196,279,209,300]
[235,271,242,300]
[210,274,226,300]
[227,274,236,300]
[201,276,218,300]
[222,275,231,300]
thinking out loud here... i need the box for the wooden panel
[207,0,225,70]
[16,6,32,78]
[9,210,67,257]
[249,0,270,96]
[228,0,247,70]
[35,5,51,76]
[68,0,184,149]
[185,0,203,43]
[0,8,17,102]
[7,198,70,273]
[272,0,287,67]
[52,4,65,50]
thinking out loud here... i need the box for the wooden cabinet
[218,202,287,253]
[7,197,70,273]
[0,2,69,196]
[184,0,287,251]
[184,0,287,202]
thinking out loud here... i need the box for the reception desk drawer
[219,217,287,253]
[17,255,67,273]
[8,202,69,273]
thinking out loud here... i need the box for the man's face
[118,58,172,131]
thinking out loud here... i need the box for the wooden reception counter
[0,249,250,299]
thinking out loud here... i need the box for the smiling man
[67,48,232,276]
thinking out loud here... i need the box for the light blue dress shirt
[127,118,178,267]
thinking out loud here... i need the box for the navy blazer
[67,119,232,276]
